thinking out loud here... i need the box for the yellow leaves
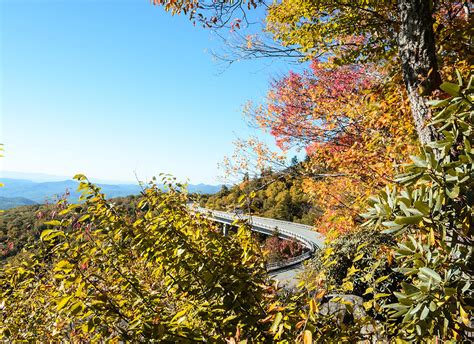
[269,312,283,334]
[374,275,390,284]
[56,296,73,311]
[1,177,276,341]
[54,260,74,275]
[78,214,90,222]
[429,228,436,247]
[40,229,65,241]
[73,174,87,181]
[171,308,188,324]
[303,330,312,344]
[363,300,373,311]
[374,293,391,300]
[69,301,85,316]
[346,265,360,277]
[341,280,353,292]
[75,282,85,298]
[267,302,285,313]
[387,251,393,266]
[44,220,61,226]
[309,298,318,314]
[460,305,470,326]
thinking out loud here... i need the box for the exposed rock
[320,294,365,325]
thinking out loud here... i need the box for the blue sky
[0,0,295,184]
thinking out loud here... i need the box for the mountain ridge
[0,178,223,209]
[0,196,37,210]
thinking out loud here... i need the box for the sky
[0,0,296,185]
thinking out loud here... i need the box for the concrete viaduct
[192,206,325,272]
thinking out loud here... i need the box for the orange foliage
[244,62,418,233]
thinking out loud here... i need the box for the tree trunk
[398,0,441,145]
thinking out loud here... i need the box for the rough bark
[398,0,442,145]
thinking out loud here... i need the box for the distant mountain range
[0,177,223,210]
[0,196,37,210]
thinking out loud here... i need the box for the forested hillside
[0,196,36,210]
[202,167,321,225]
[0,203,47,261]
[0,195,140,262]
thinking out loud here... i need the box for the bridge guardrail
[266,251,313,271]
[193,207,320,272]
[208,210,317,249]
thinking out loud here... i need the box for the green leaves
[361,71,474,341]
[439,82,460,97]
[418,267,441,284]
[394,215,423,225]
[410,155,428,168]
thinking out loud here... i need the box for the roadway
[193,207,325,249]
[191,206,325,277]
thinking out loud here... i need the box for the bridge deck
[216,210,323,247]
[192,206,325,274]
[193,207,324,249]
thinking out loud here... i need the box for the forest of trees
[0,195,141,262]
[201,165,321,225]
[1,0,472,342]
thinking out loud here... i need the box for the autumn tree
[225,60,416,232]
[266,0,469,143]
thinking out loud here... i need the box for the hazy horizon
[0,169,227,186]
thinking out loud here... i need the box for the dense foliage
[203,168,320,225]
[301,229,402,307]
[361,75,473,340]
[259,74,473,342]
[0,203,48,261]
[262,232,305,264]
[242,60,417,233]
[1,176,273,341]
[0,195,140,262]
[265,0,471,67]
[218,0,471,235]
[1,85,472,340]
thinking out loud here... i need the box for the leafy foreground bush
[362,74,474,340]
[0,177,274,341]
[301,229,403,310]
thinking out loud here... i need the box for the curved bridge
[192,207,325,272]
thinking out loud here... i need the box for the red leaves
[230,18,241,32]
[263,236,304,261]
[246,59,416,234]
[255,59,375,152]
